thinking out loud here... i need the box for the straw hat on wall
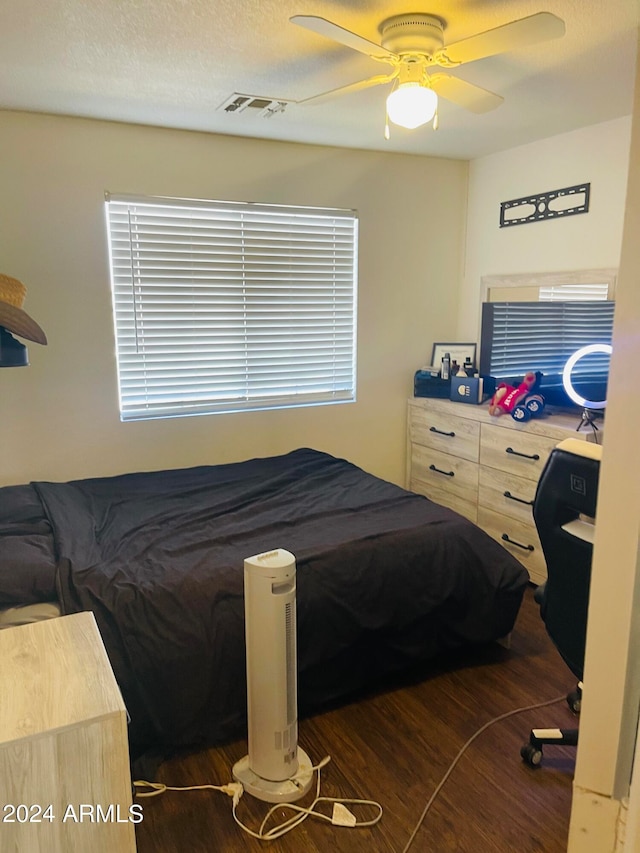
[0,274,47,345]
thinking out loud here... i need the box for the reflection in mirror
[562,344,612,410]
[481,270,617,305]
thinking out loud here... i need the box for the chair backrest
[533,438,602,680]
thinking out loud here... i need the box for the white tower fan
[232,549,314,803]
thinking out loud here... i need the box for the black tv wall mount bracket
[499,183,590,228]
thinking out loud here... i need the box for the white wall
[0,111,467,487]
[459,116,632,342]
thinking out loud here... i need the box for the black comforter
[30,448,528,752]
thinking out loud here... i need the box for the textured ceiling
[0,0,638,159]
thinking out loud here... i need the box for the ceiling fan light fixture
[386,82,437,129]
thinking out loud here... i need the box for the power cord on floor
[134,694,565,848]
[134,779,244,800]
[400,693,566,853]
[134,754,383,842]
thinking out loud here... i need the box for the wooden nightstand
[0,612,137,852]
[407,397,601,585]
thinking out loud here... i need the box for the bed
[0,447,528,759]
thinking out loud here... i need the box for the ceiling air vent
[218,93,290,118]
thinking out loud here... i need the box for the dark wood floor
[135,586,577,853]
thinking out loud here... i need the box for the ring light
[562,343,612,409]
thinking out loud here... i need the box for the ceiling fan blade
[438,12,565,66]
[430,73,504,114]
[296,72,397,105]
[290,15,397,63]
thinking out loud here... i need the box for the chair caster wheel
[521,742,543,767]
[567,690,582,714]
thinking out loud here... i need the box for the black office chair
[520,437,602,768]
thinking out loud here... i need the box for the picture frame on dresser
[431,342,477,369]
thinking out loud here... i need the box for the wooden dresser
[0,612,137,852]
[407,397,601,585]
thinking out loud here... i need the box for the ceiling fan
[290,11,565,135]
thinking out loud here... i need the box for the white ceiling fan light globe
[386,83,438,129]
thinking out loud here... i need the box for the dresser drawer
[409,406,480,462]
[480,422,557,481]
[411,478,478,524]
[410,444,478,521]
[477,507,547,585]
[478,466,536,525]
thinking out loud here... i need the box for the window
[105,193,358,422]
[538,283,610,301]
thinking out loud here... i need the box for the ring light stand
[561,344,612,432]
[576,408,600,433]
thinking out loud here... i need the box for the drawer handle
[429,426,455,437]
[503,490,534,507]
[429,464,454,477]
[501,533,534,552]
[505,446,540,461]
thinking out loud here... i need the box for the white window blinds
[105,194,358,421]
[538,283,610,301]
